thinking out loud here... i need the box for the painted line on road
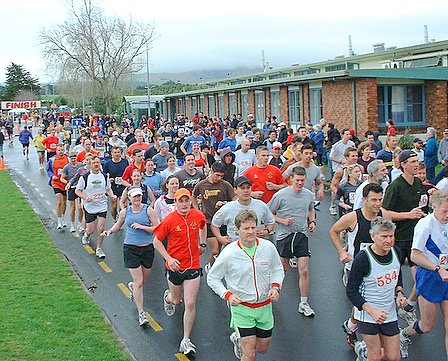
[30,182,36,187]
[83,245,95,254]
[117,283,163,332]
[175,353,192,361]
[45,200,52,206]
[39,193,45,198]
[98,261,112,273]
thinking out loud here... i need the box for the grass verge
[0,171,131,361]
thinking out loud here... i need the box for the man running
[207,209,284,360]
[18,126,33,160]
[75,155,116,259]
[152,188,207,356]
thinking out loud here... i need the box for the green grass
[0,171,131,361]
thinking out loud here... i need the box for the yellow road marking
[175,353,191,361]
[98,261,112,273]
[83,245,95,254]
[117,283,163,332]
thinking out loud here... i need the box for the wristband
[272,286,280,293]
[309,220,316,225]
[199,243,207,248]
[435,265,441,273]
[395,290,404,296]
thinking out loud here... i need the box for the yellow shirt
[33,134,46,151]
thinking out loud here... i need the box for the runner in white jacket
[207,209,284,361]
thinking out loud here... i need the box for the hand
[408,207,425,219]
[283,217,295,226]
[256,229,269,238]
[167,257,181,271]
[111,195,117,201]
[266,181,276,191]
[317,190,324,201]
[369,307,389,324]
[252,191,264,199]
[268,288,280,301]
[85,197,92,202]
[396,293,407,307]
[339,250,353,264]
[439,268,448,282]
[131,222,141,230]
[308,222,316,233]
[52,175,58,180]
[344,204,353,211]
[198,245,206,255]
[218,236,232,246]
[215,201,226,209]
[228,293,242,306]
[65,184,71,191]
[101,230,111,237]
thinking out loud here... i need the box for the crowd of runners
[2,110,448,361]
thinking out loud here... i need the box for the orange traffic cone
[0,157,5,170]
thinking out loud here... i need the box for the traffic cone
[0,157,5,170]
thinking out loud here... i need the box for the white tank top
[354,245,400,324]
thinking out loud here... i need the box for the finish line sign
[1,100,41,109]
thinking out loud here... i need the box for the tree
[39,0,156,114]
[3,63,41,100]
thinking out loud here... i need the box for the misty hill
[132,66,260,86]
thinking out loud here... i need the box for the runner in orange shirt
[46,143,69,229]
[244,145,287,203]
[42,129,60,160]
[77,138,99,163]
[153,188,207,356]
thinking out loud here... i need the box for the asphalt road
[3,133,445,361]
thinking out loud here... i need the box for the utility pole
[146,43,151,118]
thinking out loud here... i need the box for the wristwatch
[435,265,441,273]
[199,243,207,248]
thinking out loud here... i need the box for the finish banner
[1,100,42,109]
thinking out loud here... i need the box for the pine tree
[2,63,41,100]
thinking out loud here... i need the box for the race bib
[419,194,428,208]
[50,143,57,149]
[115,177,122,185]
[165,136,172,142]
[92,193,105,200]
[349,192,356,204]
[439,254,448,269]
[376,268,399,293]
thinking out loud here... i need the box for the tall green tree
[3,63,41,100]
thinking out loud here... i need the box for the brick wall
[302,84,310,124]
[280,86,289,126]
[248,89,255,116]
[264,88,271,117]
[355,78,378,137]
[224,93,229,119]
[322,80,354,131]
[426,81,448,136]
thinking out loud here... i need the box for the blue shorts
[416,266,448,303]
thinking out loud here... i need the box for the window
[218,95,224,118]
[229,94,237,116]
[185,98,190,118]
[199,96,205,113]
[192,97,198,116]
[288,90,301,126]
[178,98,184,115]
[208,96,216,117]
[377,85,425,126]
[241,93,248,118]
[255,92,264,123]
[309,88,322,123]
[270,91,280,121]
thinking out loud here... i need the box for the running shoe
[78,224,85,234]
[139,311,149,326]
[61,219,67,228]
[289,257,298,268]
[230,331,243,359]
[179,338,196,355]
[342,319,358,348]
[329,205,338,216]
[354,340,367,361]
[163,289,175,316]
[81,232,90,245]
[342,268,349,287]
[313,200,321,208]
[128,281,134,302]
[95,248,106,259]
[204,263,211,274]
[398,307,417,326]
[400,328,411,359]
[57,219,63,230]
[298,302,315,317]
[70,224,76,233]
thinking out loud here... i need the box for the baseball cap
[278,122,286,127]
[399,150,418,163]
[69,151,78,157]
[444,129,448,134]
[174,188,191,201]
[178,128,185,134]
[272,141,283,149]
[234,176,252,188]
[159,141,169,148]
[246,131,254,138]
[413,138,423,144]
[112,131,119,136]
[128,187,143,197]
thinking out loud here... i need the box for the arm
[153,235,181,271]
[411,249,448,282]
[330,168,342,194]
[315,177,325,201]
[329,213,356,263]
[102,208,126,236]
[130,206,160,233]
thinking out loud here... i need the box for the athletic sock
[300,297,308,304]
[347,319,357,331]
[407,299,416,307]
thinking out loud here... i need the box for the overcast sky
[2,0,448,84]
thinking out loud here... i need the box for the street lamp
[145,43,151,118]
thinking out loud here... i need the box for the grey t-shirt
[284,162,321,192]
[152,152,174,172]
[234,150,257,177]
[330,140,355,172]
[211,199,275,241]
[267,186,314,240]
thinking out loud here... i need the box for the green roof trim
[348,68,448,80]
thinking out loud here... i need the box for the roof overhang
[348,68,448,80]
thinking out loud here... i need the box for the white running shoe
[354,340,367,361]
[77,224,85,234]
[82,232,90,245]
[299,302,315,317]
[342,268,349,287]
[400,328,411,359]
[139,311,149,326]
[70,224,76,233]
[163,289,175,316]
[95,248,106,259]
[57,219,63,230]
[398,307,418,326]
[329,205,337,216]
[230,332,242,359]
[289,257,298,268]
[179,338,196,355]
[61,219,67,228]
